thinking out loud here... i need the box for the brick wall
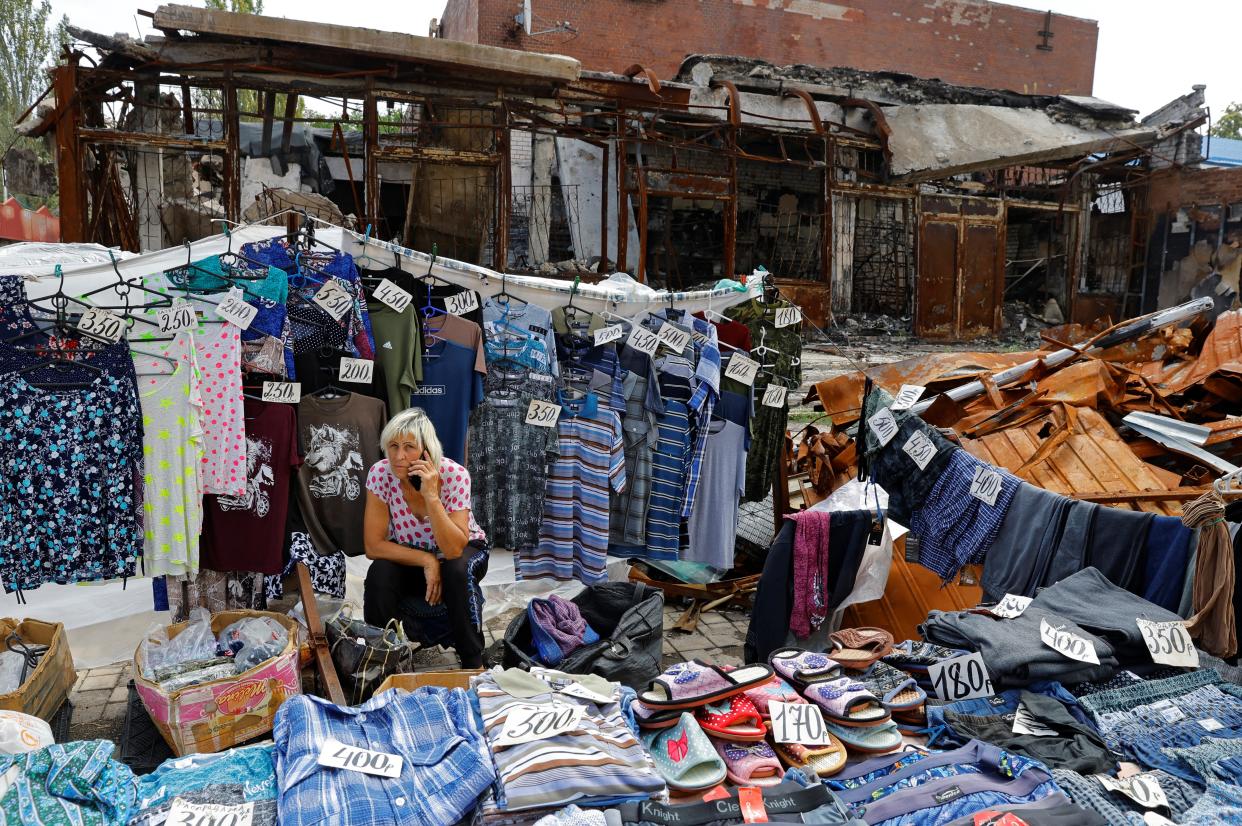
[1149,167,1242,215]
[440,0,480,43]
[443,0,1096,95]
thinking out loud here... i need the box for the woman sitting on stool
[363,407,489,667]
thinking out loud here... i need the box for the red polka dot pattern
[365,458,485,548]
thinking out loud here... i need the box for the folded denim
[924,680,1093,740]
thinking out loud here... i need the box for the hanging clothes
[414,336,485,465]
[644,355,694,561]
[483,296,558,376]
[685,418,747,572]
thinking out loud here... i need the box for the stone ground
[67,600,749,746]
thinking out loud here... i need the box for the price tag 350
[525,398,561,428]
[317,738,403,778]
[988,593,1032,619]
[313,280,353,321]
[1137,618,1198,668]
[76,306,125,343]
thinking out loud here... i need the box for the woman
[363,407,489,667]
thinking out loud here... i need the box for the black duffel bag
[502,582,663,690]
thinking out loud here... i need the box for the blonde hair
[379,407,444,467]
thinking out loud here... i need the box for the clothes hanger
[751,327,777,361]
[353,224,380,276]
[215,224,275,279]
[2,265,104,343]
[308,348,353,399]
[561,276,591,332]
[1214,469,1242,496]
[491,270,529,311]
[14,350,107,390]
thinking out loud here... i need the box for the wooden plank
[152,4,580,82]
[1071,488,1206,503]
[295,562,345,705]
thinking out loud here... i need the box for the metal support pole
[222,75,241,221]
[363,87,380,231]
[52,62,85,242]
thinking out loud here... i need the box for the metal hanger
[491,270,528,311]
[14,352,107,390]
[309,347,353,399]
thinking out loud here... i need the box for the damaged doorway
[916,195,1005,339]
[1006,204,1075,323]
[838,194,915,319]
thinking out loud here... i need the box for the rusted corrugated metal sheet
[1144,309,1242,395]
[0,198,59,242]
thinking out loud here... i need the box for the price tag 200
[157,302,198,334]
[76,307,126,343]
[215,289,257,331]
[317,738,403,778]
[339,357,374,385]
[445,290,480,316]
[1096,774,1168,810]
[1040,618,1100,665]
[594,324,624,346]
[928,652,994,701]
[969,466,1004,507]
[724,353,760,386]
[762,384,788,409]
[891,384,925,410]
[626,326,659,357]
[313,279,353,321]
[525,398,561,428]
[657,322,691,353]
[167,799,255,826]
[868,407,899,447]
[774,306,802,328]
[902,430,936,469]
[769,701,832,746]
[495,702,584,747]
[261,381,301,404]
[1136,618,1199,668]
[371,278,413,314]
[989,593,1033,619]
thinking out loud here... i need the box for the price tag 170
[261,381,301,404]
[317,738,403,778]
[446,290,480,316]
[769,701,832,746]
[215,289,257,331]
[762,384,788,409]
[891,384,926,410]
[1040,617,1100,665]
[312,279,353,321]
[1096,774,1169,810]
[156,301,198,334]
[989,593,1033,619]
[902,430,937,470]
[339,357,374,385]
[1136,618,1199,668]
[525,398,561,428]
[626,326,659,357]
[969,466,1005,507]
[868,407,899,447]
[724,353,760,386]
[928,652,994,702]
[76,306,125,343]
[657,322,691,353]
[371,278,413,314]
[167,799,255,826]
[495,702,584,747]
[774,306,802,328]
[594,324,624,346]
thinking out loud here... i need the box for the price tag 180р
[317,738,404,778]
[495,702,585,747]
[1040,617,1100,665]
[76,307,125,343]
[166,799,255,826]
[261,381,301,404]
[525,398,561,428]
[371,278,413,314]
[338,357,374,385]
[312,279,353,321]
[1136,618,1199,668]
[928,652,994,701]
[769,701,832,746]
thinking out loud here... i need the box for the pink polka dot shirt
[366,458,487,550]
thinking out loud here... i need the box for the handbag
[326,611,413,704]
[502,582,664,690]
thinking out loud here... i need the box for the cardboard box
[375,669,483,694]
[133,610,301,757]
[0,618,76,722]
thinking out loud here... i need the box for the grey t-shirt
[685,419,747,571]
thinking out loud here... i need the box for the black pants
[363,544,488,667]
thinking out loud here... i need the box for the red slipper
[695,694,767,742]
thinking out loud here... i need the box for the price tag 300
[868,407,899,447]
[969,466,1004,507]
[724,353,760,386]
[928,652,994,701]
[525,398,561,428]
[626,326,659,357]
[902,430,936,469]
[446,290,480,316]
[371,278,413,314]
[594,324,624,346]
[157,301,198,334]
[313,280,353,321]
[167,799,255,826]
[339,357,374,385]
[495,702,584,747]
[1136,618,1199,668]
[1040,618,1100,665]
[769,701,832,746]
[762,384,788,409]
[261,381,301,404]
[317,738,403,778]
[215,289,257,330]
[76,306,125,343]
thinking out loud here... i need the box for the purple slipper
[768,648,844,688]
[803,677,890,727]
[639,660,774,709]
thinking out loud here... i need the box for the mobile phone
[412,474,422,491]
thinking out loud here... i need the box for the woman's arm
[423,498,471,560]
[363,491,438,568]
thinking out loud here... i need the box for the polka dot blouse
[366,458,486,550]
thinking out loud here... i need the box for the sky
[47,0,1242,121]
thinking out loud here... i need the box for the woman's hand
[409,452,441,501]
[423,556,442,606]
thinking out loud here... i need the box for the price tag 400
[969,466,1004,507]
[495,702,584,747]
[312,279,353,321]
[769,701,832,746]
[1137,618,1199,668]
[928,652,994,701]
[339,357,374,385]
[167,799,255,826]
[317,738,403,778]
[76,307,125,343]
[525,398,561,428]
[1040,618,1100,665]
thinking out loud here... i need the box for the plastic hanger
[14,350,107,390]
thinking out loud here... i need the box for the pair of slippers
[642,713,792,792]
[634,660,776,740]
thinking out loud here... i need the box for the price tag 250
[969,466,1004,507]
[525,398,561,428]
[495,702,584,747]
[902,430,936,470]
[1040,618,1100,665]
[261,381,301,404]
[76,307,125,343]
[157,302,197,334]
[928,652,994,701]
[1137,618,1199,668]
[724,353,760,386]
[762,384,788,409]
[446,290,480,317]
[339,357,374,385]
[769,701,831,746]
[774,306,802,328]
[313,279,353,321]
[317,738,403,778]
[371,278,413,314]
[657,322,691,353]
[594,324,624,346]
[167,799,255,826]
[626,326,659,357]
[215,289,257,331]
[868,407,899,447]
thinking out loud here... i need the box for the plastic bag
[217,617,289,673]
[0,651,27,695]
[0,710,53,754]
[140,607,218,679]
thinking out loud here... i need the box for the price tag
[969,466,1004,507]
[76,306,125,343]
[891,384,926,410]
[156,301,198,334]
[724,353,760,386]
[762,384,788,409]
[313,279,353,321]
[339,357,374,385]
[867,407,899,447]
[372,278,413,314]
[494,702,584,747]
[626,326,659,357]
[317,738,403,778]
[1144,813,1177,826]
[1199,717,1224,732]
[1040,618,1100,665]
[167,799,255,826]
[1148,699,1185,724]
[525,398,561,428]
[261,381,301,404]
[928,652,994,701]
[769,701,832,746]
[1095,774,1168,810]
[774,306,802,328]
[902,430,937,470]
[594,324,625,346]
[1136,618,1199,668]
[446,290,480,316]
[1011,703,1057,737]
[989,593,1033,619]
[215,289,258,330]
[558,682,614,704]
[657,322,691,353]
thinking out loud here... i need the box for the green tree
[0,0,62,158]
[1210,102,1242,140]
